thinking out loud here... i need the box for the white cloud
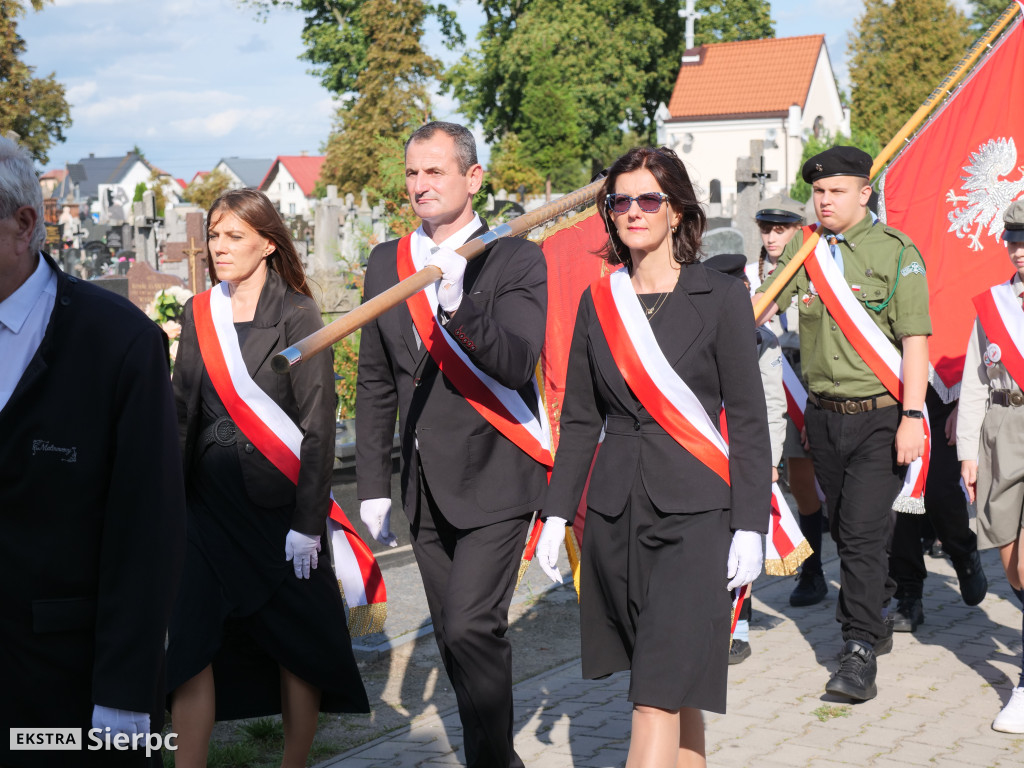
[169,107,279,138]
[65,80,98,105]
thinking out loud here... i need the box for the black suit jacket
[545,262,771,532]
[0,254,185,765]
[355,224,548,528]
[173,269,336,536]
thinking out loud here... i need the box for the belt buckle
[1012,392,1024,407]
[843,400,862,415]
[213,418,237,446]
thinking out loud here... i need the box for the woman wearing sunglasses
[537,146,771,767]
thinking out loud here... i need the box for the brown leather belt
[807,391,898,415]
[991,389,1024,407]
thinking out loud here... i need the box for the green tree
[788,129,882,203]
[146,169,170,217]
[0,0,72,164]
[449,0,665,180]
[848,0,971,147]
[319,0,438,195]
[693,0,775,46]
[238,0,462,94]
[487,134,544,197]
[969,0,1013,33]
[182,168,233,212]
[449,0,775,182]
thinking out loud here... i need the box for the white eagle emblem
[946,137,1024,252]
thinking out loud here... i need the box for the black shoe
[790,571,828,607]
[891,597,925,633]
[728,639,751,665]
[954,550,988,607]
[928,540,946,558]
[825,640,878,701]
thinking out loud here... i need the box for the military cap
[801,145,872,184]
[756,193,806,225]
[703,252,747,280]
[1002,199,1024,242]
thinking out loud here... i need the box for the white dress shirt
[0,253,57,412]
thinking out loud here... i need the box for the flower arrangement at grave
[146,285,193,369]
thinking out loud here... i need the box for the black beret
[801,145,872,184]
[703,253,747,281]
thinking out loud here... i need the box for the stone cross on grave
[183,237,205,294]
[735,139,778,264]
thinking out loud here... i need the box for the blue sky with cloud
[19,0,898,178]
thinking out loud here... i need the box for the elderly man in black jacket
[0,134,185,767]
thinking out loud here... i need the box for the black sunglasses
[605,192,668,214]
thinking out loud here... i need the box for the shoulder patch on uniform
[900,261,926,277]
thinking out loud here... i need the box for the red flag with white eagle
[879,9,1024,399]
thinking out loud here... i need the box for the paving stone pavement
[318,540,1024,767]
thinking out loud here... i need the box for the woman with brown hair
[166,189,368,766]
[537,147,771,766]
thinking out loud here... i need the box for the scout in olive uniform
[957,199,1024,734]
[756,146,931,702]
[750,195,832,608]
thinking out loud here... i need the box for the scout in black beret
[801,145,872,184]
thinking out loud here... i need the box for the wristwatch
[902,409,925,419]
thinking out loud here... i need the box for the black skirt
[580,469,732,713]
[166,383,368,719]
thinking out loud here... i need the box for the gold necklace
[637,291,670,318]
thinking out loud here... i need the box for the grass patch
[238,717,284,744]
[812,704,851,722]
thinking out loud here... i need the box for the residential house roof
[259,155,326,197]
[40,169,68,182]
[69,152,149,200]
[216,157,274,188]
[667,35,826,122]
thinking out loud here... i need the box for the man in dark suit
[356,122,548,768]
[0,135,185,767]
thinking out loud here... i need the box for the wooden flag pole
[753,2,1022,321]
[272,178,604,373]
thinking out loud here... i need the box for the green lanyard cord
[864,245,904,313]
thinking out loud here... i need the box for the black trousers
[889,387,978,599]
[410,468,530,768]
[806,401,905,645]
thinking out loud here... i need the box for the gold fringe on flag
[515,557,531,591]
[339,579,388,636]
[764,539,813,577]
[528,204,599,244]
[565,526,582,602]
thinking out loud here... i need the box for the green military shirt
[756,212,931,399]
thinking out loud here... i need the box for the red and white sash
[193,284,387,635]
[973,280,1024,388]
[591,268,730,482]
[591,268,808,575]
[801,227,930,512]
[396,233,553,468]
[781,355,807,434]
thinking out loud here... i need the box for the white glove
[91,705,150,736]
[726,529,763,590]
[536,516,567,585]
[285,529,321,579]
[359,498,398,548]
[426,246,467,313]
